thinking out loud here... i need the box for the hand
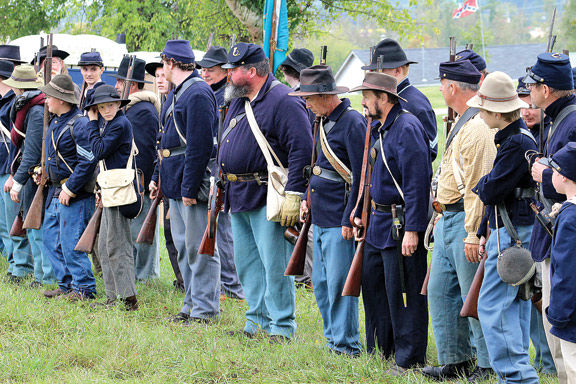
[299,200,308,222]
[87,106,99,121]
[353,217,363,240]
[10,189,19,203]
[477,236,487,261]
[32,167,42,185]
[4,175,13,193]
[432,214,442,236]
[342,226,353,240]
[402,231,418,256]
[182,197,197,207]
[531,159,546,183]
[280,194,301,227]
[465,242,481,263]
[149,181,158,200]
[58,189,72,206]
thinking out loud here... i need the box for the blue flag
[263,0,289,73]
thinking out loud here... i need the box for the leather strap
[312,166,346,183]
[444,107,479,154]
[318,117,352,184]
[496,202,522,245]
[546,104,576,155]
[165,76,205,145]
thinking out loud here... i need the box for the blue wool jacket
[365,104,431,250]
[44,107,96,201]
[530,95,576,261]
[218,74,312,213]
[398,78,438,162]
[86,112,132,170]
[157,71,217,200]
[547,200,576,343]
[308,99,365,228]
[473,119,537,230]
[125,96,159,192]
[0,90,16,175]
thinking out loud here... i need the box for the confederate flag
[452,0,479,19]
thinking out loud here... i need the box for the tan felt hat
[3,64,43,90]
[467,71,528,113]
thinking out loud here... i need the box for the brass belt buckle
[227,174,238,182]
[312,165,321,176]
[162,149,171,158]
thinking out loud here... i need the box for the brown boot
[123,296,139,311]
[43,288,66,298]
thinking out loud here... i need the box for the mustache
[224,82,251,103]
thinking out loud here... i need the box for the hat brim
[109,73,153,84]
[466,94,529,113]
[0,57,25,64]
[288,86,350,97]
[3,77,43,90]
[40,84,78,105]
[196,58,225,69]
[30,50,69,64]
[145,63,163,77]
[279,57,305,73]
[349,84,407,102]
[221,63,238,69]
[83,97,131,111]
[78,62,104,67]
[0,70,12,79]
[361,60,418,70]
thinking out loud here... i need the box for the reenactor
[197,46,244,300]
[290,65,364,356]
[219,43,312,341]
[112,57,161,281]
[455,49,488,82]
[351,72,431,375]
[525,52,576,384]
[363,38,438,162]
[85,85,138,311]
[77,51,105,109]
[150,40,220,324]
[470,71,538,383]
[5,65,54,286]
[32,45,80,100]
[422,60,494,381]
[39,74,98,301]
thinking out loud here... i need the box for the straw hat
[467,71,528,113]
[3,64,43,90]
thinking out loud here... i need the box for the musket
[74,205,102,253]
[136,184,162,244]
[546,8,557,53]
[78,48,97,109]
[320,45,327,65]
[34,37,44,74]
[460,225,490,319]
[122,55,136,112]
[207,33,214,50]
[23,33,53,230]
[9,212,26,237]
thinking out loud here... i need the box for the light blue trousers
[478,225,539,384]
[230,206,296,338]
[130,196,160,280]
[29,227,54,284]
[169,199,220,319]
[530,298,556,374]
[428,211,490,367]
[216,211,244,299]
[312,225,361,355]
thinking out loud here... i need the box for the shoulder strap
[53,114,83,173]
[244,100,285,170]
[546,104,576,155]
[0,121,11,154]
[519,128,537,145]
[99,140,138,173]
[318,118,352,184]
[164,77,205,144]
[496,203,522,245]
[444,107,479,154]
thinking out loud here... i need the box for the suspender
[444,107,479,154]
[52,114,83,173]
[164,76,205,145]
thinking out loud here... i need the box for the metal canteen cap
[497,245,536,286]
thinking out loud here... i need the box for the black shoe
[189,317,213,324]
[169,312,190,324]
[122,296,139,311]
[29,280,43,289]
[467,367,493,383]
[8,275,23,285]
[268,335,291,344]
[226,330,256,339]
[421,360,474,380]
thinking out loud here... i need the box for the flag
[263,0,289,73]
[452,0,479,19]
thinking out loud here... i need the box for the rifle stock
[198,179,223,256]
[420,264,432,296]
[284,219,310,276]
[342,239,364,297]
[136,191,162,244]
[74,206,102,253]
[460,254,486,320]
[10,212,26,237]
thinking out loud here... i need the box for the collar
[494,118,525,144]
[210,77,227,92]
[544,94,576,120]
[326,98,350,122]
[380,103,402,133]
[252,74,275,103]
[0,89,14,107]
[58,107,80,121]
[175,70,200,93]
[397,78,411,94]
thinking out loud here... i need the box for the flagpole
[478,0,487,59]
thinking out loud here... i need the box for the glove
[280,193,301,227]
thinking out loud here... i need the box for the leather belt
[311,165,346,183]
[161,146,186,158]
[49,178,68,186]
[222,171,267,185]
[514,187,535,199]
[438,200,464,212]
[371,201,404,213]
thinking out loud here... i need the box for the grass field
[0,86,559,383]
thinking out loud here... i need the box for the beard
[224,81,252,103]
[365,104,383,120]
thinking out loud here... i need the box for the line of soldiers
[0,36,576,383]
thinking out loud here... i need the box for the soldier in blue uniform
[5,65,54,286]
[469,71,539,383]
[542,142,576,381]
[219,43,312,341]
[362,38,438,162]
[149,40,220,323]
[455,49,488,80]
[112,56,160,281]
[524,52,576,383]
[290,65,364,356]
[197,46,244,300]
[39,74,97,301]
[78,51,105,110]
[351,72,431,375]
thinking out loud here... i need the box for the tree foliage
[560,0,576,51]
[0,0,67,42]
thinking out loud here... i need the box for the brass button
[48,157,51,160]
[496,144,500,148]
[312,166,321,176]
[156,141,160,145]
[221,163,225,167]
[226,139,229,143]
[162,149,171,157]
[311,189,315,192]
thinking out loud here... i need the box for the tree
[0,0,67,42]
[560,0,576,51]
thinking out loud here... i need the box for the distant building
[335,43,552,89]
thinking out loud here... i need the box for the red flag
[452,0,479,19]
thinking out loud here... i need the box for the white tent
[130,50,206,64]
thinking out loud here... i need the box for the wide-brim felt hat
[289,65,348,96]
[280,48,314,73]
[110,56,152,84]
[0,60,14,79]
[83,84,130,110]
[3,64,43,89]
[361,38,417,70]
[196,46,228,68]
[40,74,78,105]
[0,45,25,64]
[350,72,407,102]
[467,71,528,113]
[30,45,70,65]
[145,62,163,77]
